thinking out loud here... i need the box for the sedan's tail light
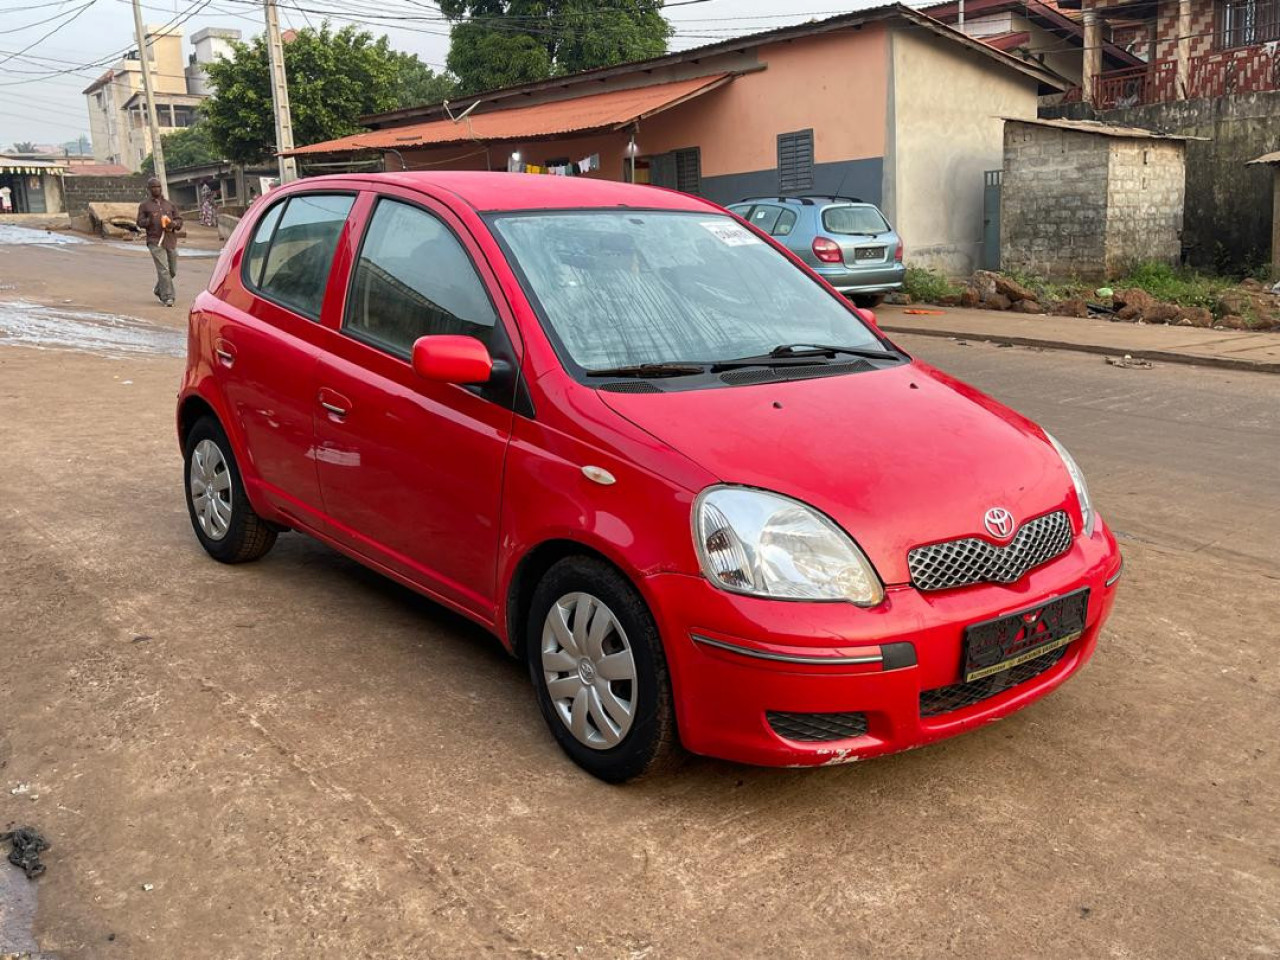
[894,240,904,262]
[812,237,843,263]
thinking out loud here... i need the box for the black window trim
[241,190,358,323]
[339,193,504,364]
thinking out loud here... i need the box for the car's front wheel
[526,557,678,782]
[183,415,277,564]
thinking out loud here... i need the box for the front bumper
[815,262,906,294]
[643,520,1121,767]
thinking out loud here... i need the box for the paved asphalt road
[0,235,1277,959]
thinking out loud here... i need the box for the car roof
[297,171,720,214]
[735,196,878,208]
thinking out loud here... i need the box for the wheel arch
[504,538,649,661]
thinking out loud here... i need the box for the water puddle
[0,299,185,358]
[0,223,87,246]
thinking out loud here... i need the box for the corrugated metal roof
[63,163,134,176]
[287,73,733,157]
[0,156,67,174]
[1003,117,1205,140]
[1247,150,1280,165]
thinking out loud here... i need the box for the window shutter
[778,129,814,194]
[674,147,701,195]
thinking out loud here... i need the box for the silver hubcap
[541,592,637,750]
[189,438,232,541]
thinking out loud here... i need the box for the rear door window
[254,193,355,319]
[343,198,498,358]
[747,205,782,234]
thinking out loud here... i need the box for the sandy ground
[1,232,1278,959]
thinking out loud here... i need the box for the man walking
[136,177,183,307]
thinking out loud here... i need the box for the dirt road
[1,231,1277,959]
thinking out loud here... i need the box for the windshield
[822,205,890,235]
[491,211,881,372]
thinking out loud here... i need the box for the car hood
[598,361,1075,586]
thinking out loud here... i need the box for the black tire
[526,557,679,783]
[183,415,277,564]
[852,292,886,308]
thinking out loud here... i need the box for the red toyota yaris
[178,172,1121,781]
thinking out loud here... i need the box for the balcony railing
[1089,46,1280,106]
[1093,60,1178,108]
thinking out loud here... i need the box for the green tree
[11,141,36,153]
[202,24,450,164]
[141,121,220,174]
[441,0,671,95]
[390,50,457,108]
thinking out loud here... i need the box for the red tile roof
[287,73,733,157]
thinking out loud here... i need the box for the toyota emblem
[984,507,1015,539]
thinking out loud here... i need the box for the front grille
[908,510,1072,592]
[767,710,869,742]
[919,645,1068,718]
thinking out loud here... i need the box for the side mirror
[411,335,493,385]
[861,309,879,328]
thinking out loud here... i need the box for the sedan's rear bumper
[643,520,1121,767]
[814,262,906,294]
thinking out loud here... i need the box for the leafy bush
[903,266,962,303]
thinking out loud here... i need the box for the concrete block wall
[1000,124,1111,279]
[62,175,149,217]
[1104,140,1185,273]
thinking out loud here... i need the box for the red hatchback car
[178,172,1121,781]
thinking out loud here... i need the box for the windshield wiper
[585,362,707,379]
[711,343,900,371]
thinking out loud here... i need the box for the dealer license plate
[962,590,1089,683]
[854,246,884,261]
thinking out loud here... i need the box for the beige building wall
[888,25,1040,276]
[84,27,185,170]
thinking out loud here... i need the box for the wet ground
[1,231,1278,959]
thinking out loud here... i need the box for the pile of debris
[84,202,143,241]
[947,271,1280,331]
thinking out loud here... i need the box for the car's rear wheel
[526,557,677,782]
[183,416,277,564]
[852,292,886,308]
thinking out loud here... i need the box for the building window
[778,129,815,194]
[634,147,701,195]
[1216,0,1280,48]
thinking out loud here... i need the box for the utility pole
[263,0,298,184]
[131,0,167,195]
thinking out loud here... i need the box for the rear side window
[253,193,355,319]
[747,205,782,234]
[344,198,497,357]
[823,205,890,236]
[244,201,285,288]
[773,209,798,237]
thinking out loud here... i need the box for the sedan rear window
[492,211,880,373]
[822,205,890,236]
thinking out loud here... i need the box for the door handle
[213,337,236,368]
[318,387,351,418]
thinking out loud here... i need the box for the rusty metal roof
[1003,117,1206,140]
[1247,151,1280,165]
[286,73,733,157]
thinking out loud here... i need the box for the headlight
[1046,433,1095,537]
[693,486,884,605]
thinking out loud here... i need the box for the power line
[0,1,97,68]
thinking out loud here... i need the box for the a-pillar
[1175,0,1192,98]
[1082,5,1103,107]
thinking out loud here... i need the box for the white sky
[0,0,893,148]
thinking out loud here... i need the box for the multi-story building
[83,26,239,172]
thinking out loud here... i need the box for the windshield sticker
[699,220,762,246]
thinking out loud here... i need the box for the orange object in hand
[161,215,172,230]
